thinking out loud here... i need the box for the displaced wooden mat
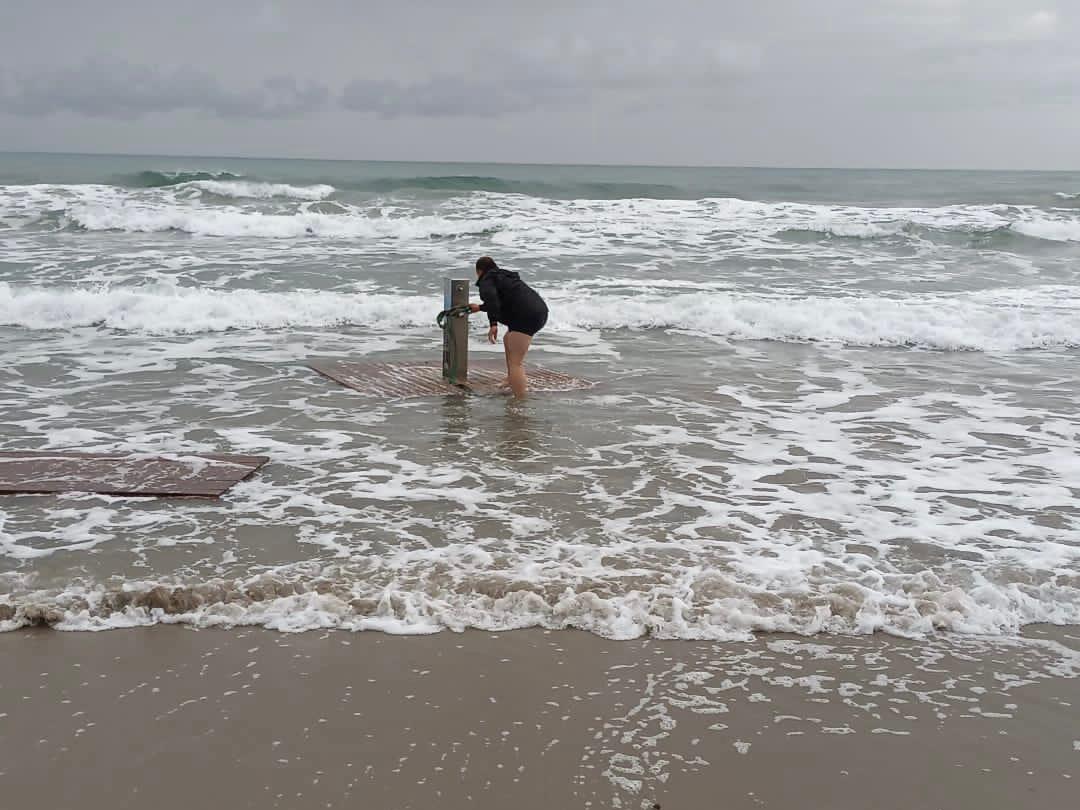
[309,359,592,399]
[0,452,269,497]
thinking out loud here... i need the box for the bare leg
[503,331,533,399]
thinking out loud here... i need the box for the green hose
[436,305,472,329]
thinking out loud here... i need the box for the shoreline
[1,624,1076,809]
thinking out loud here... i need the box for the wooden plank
[0,452,269,498]
[309,359,592,400]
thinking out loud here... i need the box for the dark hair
[475,256,498,274]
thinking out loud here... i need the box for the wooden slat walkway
[0,452,269,497]
[309,359,592,399]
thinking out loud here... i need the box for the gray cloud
[339,36,756,119]
[342,77,538,119]
[0,59,328,119]
[0,0,1076,168]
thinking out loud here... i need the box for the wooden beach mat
[0,452,269,497]
[309,359,592,400]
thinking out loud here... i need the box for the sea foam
[1011,217,1080,242]
[180,180,336,200]
[5,183,1080,247]
[67,203,494,239]
[2,282,1078,350]
[1,561,1077,638]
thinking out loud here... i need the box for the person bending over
[468,256,548,398]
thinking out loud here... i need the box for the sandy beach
[2,625,1077,809]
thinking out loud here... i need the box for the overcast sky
[0,0,1076,168]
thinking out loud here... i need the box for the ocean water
[1,152,1079,638]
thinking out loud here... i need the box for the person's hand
[468,303,481,313]
[487,324,498,344]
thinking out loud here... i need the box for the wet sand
[1,626,1077,810]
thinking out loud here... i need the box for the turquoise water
[0,152,1078,638]
[3,151,1080,205]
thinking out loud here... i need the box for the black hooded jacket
[477,267,547,327]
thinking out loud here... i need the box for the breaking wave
[180,180,336,200]
[0,284,431,333]
[1010,218,1080,243]
[67,205,495,239]
[3,282,1079,350]
[61,200,1080,246]
[115,171,688,199]
[1,562,1077,637]
[352,175,687,199]
[126,169,245,187]
[3,181,1079,247]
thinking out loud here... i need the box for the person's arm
[473,274,501,343]
[475,274,502,325]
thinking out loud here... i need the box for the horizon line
[1,149,1076,174]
